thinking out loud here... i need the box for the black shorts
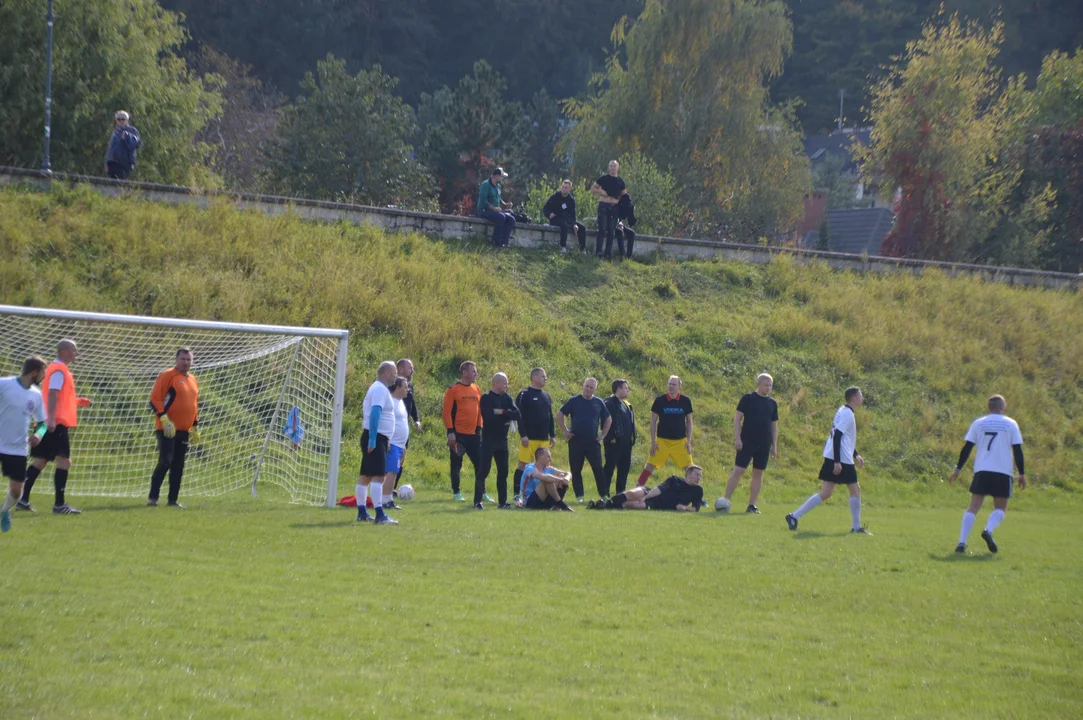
[524,491,552,510]
[29,425,71,461]
[818,458,858,484]
[735,445,771,470]
[359,431,390,478]
[1,453,27,482]
[970,471,1013,498]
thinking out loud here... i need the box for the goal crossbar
[0,305,349,508]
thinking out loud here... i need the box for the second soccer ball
[397,485,415,501]
[714,497,732,512]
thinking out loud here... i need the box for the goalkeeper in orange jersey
[148,348,200,508]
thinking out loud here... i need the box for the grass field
[1,183,1082,717]
[2,490,1081,718]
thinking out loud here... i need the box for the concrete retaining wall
[2,166,1079,290]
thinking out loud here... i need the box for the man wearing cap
[104,111,142,180]
[477,167,515,247]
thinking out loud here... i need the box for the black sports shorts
[970,471,1012,498]
[524,491,552,509]
[735,445,770,470]
[29,425,71,461]
[359,431,390,478]
[0,453,27,481]
[818,458,858,484]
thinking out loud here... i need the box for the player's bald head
[377,361,398,381]
[57,339,77,362]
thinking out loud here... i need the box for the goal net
[0,305,348,507]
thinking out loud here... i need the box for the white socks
[355,483,368,511]
[1,490,17,512]
[793,493,822,518]
[985,509,1006,533]
[959,511,976,545]
[849,496,862,530]
[369,483,383,511]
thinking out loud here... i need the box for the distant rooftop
[804,128,871,173]
[802,207,894,256]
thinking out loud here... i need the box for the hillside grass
[0,182,1081,503]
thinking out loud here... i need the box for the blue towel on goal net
[284,406,305,447]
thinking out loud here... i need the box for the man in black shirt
[557,378,612,502]
[591,160,627,259]
[480,372,520,509]
[636,376,694,488]
[543,179,587,254]
[591,465,705,511]
[723,373,779,514]
[394,359,422,493]
[603,379,637,496]
[514,367,556,502]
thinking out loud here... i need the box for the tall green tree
[263,56,435,209]
[562,0,811,240]
[419,61,528,213]
[858,12,1013,260]
[0,0,220,183]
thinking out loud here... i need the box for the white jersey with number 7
[965,414,1023,476]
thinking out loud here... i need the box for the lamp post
[42,0,55,173]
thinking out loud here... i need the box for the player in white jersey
[0,357,48,533]
[355,361,399,525]
[949,394,1025,554]
[786,387,869,534]
[381,377,411,511]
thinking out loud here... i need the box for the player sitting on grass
[949,394,1025,554]
[521,447,573,511]
[591,465,705,511]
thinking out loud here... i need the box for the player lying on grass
[589,465,705,511]
[949,394,1025,554]
[520,447,573,511]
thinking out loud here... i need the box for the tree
[190,45,281,190]
[561,0,811,241]
[263,56,435,210]
[419,61,528,214]
[813,155,862,208]
[857,12,1011,260]
[0,0,220,183]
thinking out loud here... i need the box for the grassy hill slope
[2,183,1080,503]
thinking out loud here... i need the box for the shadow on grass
[928,552,996,563]
[93,504,159,512]
[791,531,832,540]
[290,519,364,529]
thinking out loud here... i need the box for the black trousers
[603,438,633,495]
[568,438,605,498]
[481,436,510,505]
[596,204,623,257]
[106,162,130,180]
[549,218,587,250]
[622,227,636,258]
[149,429,190,504]
[450,433,485,501]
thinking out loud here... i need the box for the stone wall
[2,166,1079,290]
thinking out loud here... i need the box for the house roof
[821,207,894,255]
[804,129,871,173]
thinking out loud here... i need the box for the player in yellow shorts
[514,368,556,504]
[636,375,694,487]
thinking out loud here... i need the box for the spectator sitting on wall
[104,111,141,180]
[477,167,516,248]
[543,179,587,255]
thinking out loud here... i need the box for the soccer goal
[0,305,349,507]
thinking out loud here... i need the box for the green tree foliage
[858,13,1011,260]
[813,155,862,209]
[562,0,811,240]
[419,61,528,213]
[263,56,436,210]
[161,0,642,104]
[0,0,220,183]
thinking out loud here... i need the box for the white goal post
[0,305,349,507]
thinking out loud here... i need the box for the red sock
[636,469,651,487]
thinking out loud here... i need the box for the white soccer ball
[714,497,732,512]
[397,485,415,501]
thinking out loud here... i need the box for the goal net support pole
[0,305,349,508]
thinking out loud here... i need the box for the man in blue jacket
[104,111,141,180]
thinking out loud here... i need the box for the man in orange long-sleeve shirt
[148,348,200,508]
[442,361,485,506]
